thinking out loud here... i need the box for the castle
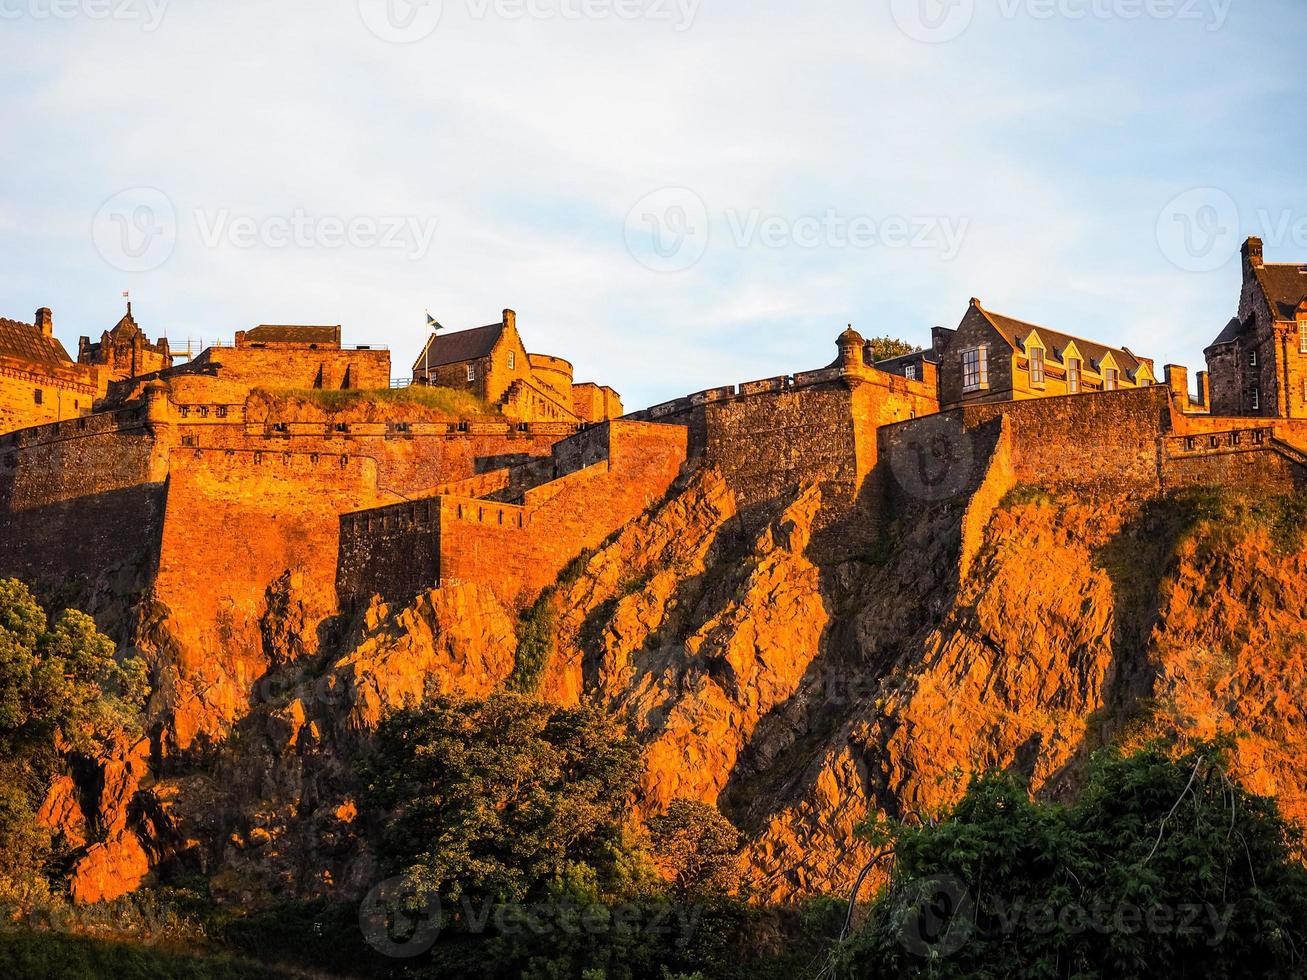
[1,245,1305,753]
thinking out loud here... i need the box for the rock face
[45,457,1307,909]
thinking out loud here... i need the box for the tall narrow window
[33,389,43,405]
[1067,358,1081,393]
[1103,367,1118,391]
[1249,349,1258,367]
[1299,321,1307,354]
[904,363,918,381]
[961,347,988,392]
[507,350,516,370]
[1251,386,1260,411]
[466,364,476,382]
[1029,348,1045,385]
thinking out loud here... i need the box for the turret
[837,325,866,371]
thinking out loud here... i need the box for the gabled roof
[244,325,341,346]
[413,322,505,371]
[1253,263,1307,320]
[1207,315,1248,350]
[107,308,142,339]
[0,316,72,367]
[971,301,1153,377]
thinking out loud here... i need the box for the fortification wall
[155,448,388,745]
[338,421,688,608]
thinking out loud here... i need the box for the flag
[426,312,444,332]
[122,291,130,298]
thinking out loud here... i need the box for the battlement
[337,421,688,609]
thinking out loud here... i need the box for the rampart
[338,420,689,608]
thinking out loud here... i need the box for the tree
[361,691,642,905]
[831,741,1307,979]
[865,336,921,363]
[0,579,148,888]
[648,799,744,899]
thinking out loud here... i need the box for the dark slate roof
[0,316,72,366]
[1253,263,1307,320]
[413,322,504,371]
[244,325,341,345]
[974,303,1153,378]
[1207,316,1247,349]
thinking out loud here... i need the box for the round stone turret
[837,325,866,370]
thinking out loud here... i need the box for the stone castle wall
[338,421,688,609]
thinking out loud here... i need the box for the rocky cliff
[39,461,1307,908]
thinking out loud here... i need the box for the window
[1103,367,1118,391]
[507,351,516,370]
[961,346,988,392]
[904,363,918,381]
[216,406,228,418]
[1029,348,1045,385]
[1067,358,1081,393]
[1250,386,1260,411]
[1300,320,1307,354]
[466,364,476,382]
[1301,377,1307,403]
[1249,349,1258,367]
[33,389,43,405]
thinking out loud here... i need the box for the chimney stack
[503,309,516,332]
[1243,236,1264,271]
[35,308,52,337]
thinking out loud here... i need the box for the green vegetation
[0,579,148,898]
[865,337,922,362]
[1170,485,1307,555]
[829,740,1307,979]
[256,383,500,417]
[507,592,557,693]
[0,930,289,980]
[1000,483,1056,509]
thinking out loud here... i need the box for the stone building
[0,308,99,434]
[1204,237,1307,418]
[411,309,622,423]
[77,303,172,382]
[103,323,391,404]
[938,299,1156,409]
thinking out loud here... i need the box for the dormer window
[1029,348,1045,385]
[1067,358,1081,393]
[1103,367,1118,391]
[904,363,918,381]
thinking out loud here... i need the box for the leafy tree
[362,691,642,905]
[831,740,1307,979]
[0,579,148,890]
[865,337,922,363]
[648,799,744,899]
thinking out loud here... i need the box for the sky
[1,0,1304,410]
